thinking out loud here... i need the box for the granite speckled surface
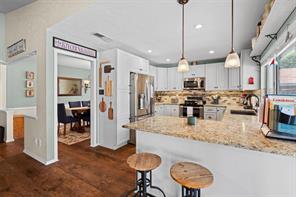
[123,106,296,157]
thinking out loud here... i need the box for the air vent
[93,33,113,43]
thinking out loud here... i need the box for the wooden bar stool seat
[126,152,166,197]
[170,162,213,197]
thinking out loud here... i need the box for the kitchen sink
[230,110,257,116]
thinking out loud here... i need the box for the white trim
[53,48,98,161]
[5,139,14,143]
[23,149,59,165]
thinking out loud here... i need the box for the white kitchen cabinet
[228,67,241,90]
[156,67,168,91]
[155,104,179,116]
[205,63,228,91]
[129,53,149,74]
[169,105,180,117]
[217,63,229,90]
[167,67,183,90]
[240,49,260,90]
[183,65,205,78]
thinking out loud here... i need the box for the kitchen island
[123,107,296,197]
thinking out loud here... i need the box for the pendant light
[177,0,190,72]
[225,0,240,68]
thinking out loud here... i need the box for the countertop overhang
[123,106,296,157]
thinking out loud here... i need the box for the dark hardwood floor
[0,139,136,196]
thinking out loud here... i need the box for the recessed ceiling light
[194,24,203,29]
[209,50,215,54]
[166,58,171,62]
[147,49,152,53]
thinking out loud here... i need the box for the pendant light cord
[182,4,185,59]
[231,0,234,52]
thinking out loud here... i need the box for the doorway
[53,49,97,159]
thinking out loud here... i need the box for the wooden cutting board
[108,101,114,120]
[99,97,107,112]
[99,64,102,88]
[105,76,112,96]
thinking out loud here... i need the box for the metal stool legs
[182,186,201,197]
[126,170,166,197]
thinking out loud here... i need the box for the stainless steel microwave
[183,77,205,90]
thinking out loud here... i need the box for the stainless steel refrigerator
[129,73,155,144]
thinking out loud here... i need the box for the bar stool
[170,162,213,197]
[126,152,166,197]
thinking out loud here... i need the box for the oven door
[180,106,204,118]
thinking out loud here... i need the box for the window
[277,43,296,95]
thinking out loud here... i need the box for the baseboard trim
[5,139,14,143]
[23,149,58,165]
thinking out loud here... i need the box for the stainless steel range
[179,96,206,118]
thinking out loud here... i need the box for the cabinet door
[129,54,149,74]
[228,67,241,90]
[171,105,180,117]
[168,67,182,90]
[216,63,229,90]
[205,63,218,91]
[183,65,205,78]
[156,68,168,91]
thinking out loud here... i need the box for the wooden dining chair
[57,103,79,135]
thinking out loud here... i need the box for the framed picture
[26,71,35,79]
[26,80,34,88]
[26,89,35,97]
[58,77,82,96]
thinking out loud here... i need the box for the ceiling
[58,54,91,70]
[51,0,268,65]
[0,0,36,13]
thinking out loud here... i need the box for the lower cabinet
[204,106,226,121]
[155,104,179,117]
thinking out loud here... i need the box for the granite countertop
[123,106,296,157]
[155,102,181,105]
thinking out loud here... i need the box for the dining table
[65,106,90,133]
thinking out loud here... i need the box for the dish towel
[187,107,193,117]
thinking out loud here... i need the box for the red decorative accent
[248,77,254,85]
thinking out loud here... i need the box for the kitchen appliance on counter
[129,73,155,144]
[183,77,205,90]
[179,96,206,118]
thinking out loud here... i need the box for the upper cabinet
[205,63,228,91]
[183,65,205,78]
[156,67,168,91]
[240,49,260,90]
[129,53,149,74]
[228,67,241,90]
[167,67,183,90]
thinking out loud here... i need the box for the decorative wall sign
[7,39,26,58]
[26,71,35,79]
[26,80,34,88]
[26,89,35,97]
[53,37,97,58]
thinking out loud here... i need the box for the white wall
[5,0,96,164]
[0,13,5,62]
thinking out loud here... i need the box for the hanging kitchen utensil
[104,65,115,73]
[108,101,114,120]
[99,64,102,88]
[99,97,107,112]
[105,76,112,97]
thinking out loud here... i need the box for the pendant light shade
[178,58,189,72]
[225,0,240,68]
[225,50,240,68]
[177,0,190,72]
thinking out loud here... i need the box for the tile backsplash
[155,90,261,106]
